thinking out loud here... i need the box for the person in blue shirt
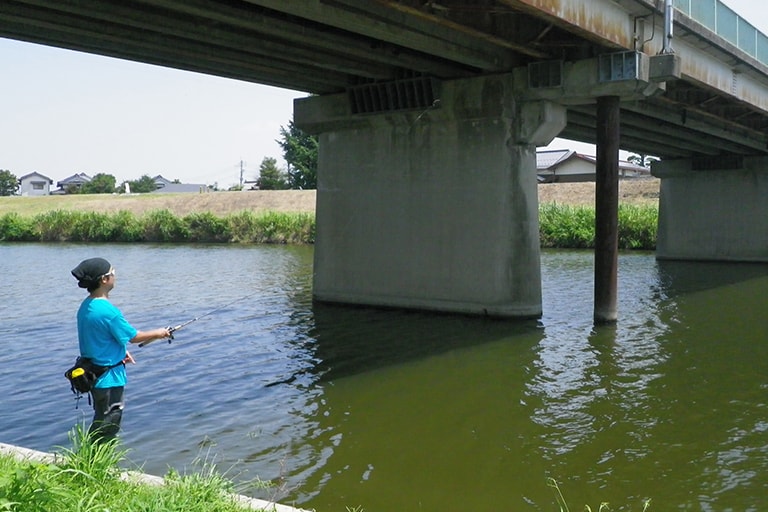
[71,257,170,443]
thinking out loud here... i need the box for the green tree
[127,175,158,193]
[277,119,317,189]
[627,153,659,168]
[0,170,19,196]
[257,157,288,190]
[80,173,117,194]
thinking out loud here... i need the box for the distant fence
[674,0,768,65]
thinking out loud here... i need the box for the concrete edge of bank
[0,442,312,512]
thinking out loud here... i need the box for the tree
[127,175,158,193]
[627,153,659,168]
[80,173,117,194]
[257,157,288,190]
[277,119,317,189]
[0,170,19,196]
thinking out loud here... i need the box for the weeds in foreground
[547,477,651,512]
[0,427,271,512]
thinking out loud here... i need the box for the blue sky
[1,39,305,188]
[0,0,760,188]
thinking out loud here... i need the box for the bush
[539,203,595,249]
[184,212,232,243]
[618,204,657,250]
[539,203,657,251]
[69,211,120,242]
[142,209,190,242]
[0,212,36,241]
[226,211,314,244]
[110,210,145,242]
[34,210,79,242]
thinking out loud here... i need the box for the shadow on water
[303,302,543,382]
[657,259,768,296]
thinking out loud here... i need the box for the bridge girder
[2,0,768,159]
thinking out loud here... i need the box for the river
[0,244,766,511]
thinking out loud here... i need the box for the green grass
[0,203,657,249]
[539,203,658,250]
[0,428,275,512]
[0,209,316,244]
[547,477,652,512]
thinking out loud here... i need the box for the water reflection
[309,303,541,382]
[657,259,768,295]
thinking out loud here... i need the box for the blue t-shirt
[77,297,138,388]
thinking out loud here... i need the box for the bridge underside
[3,1,768,158]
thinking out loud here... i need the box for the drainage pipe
[661,0,675,54]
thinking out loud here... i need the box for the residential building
[537,149,651,183]
[151,175,209,193]
[18,172,53,196]
[55,172,92,193]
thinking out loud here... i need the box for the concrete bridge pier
[295,75,566,317]
[652,158,768,262]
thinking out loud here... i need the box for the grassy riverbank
[0,429,274,512]
[0,183,660,249]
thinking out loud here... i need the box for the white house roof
[536,149,650,173]
[57,173,92,186]
[536,149,573,169]
[18,172,53,183]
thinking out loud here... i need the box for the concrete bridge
[2,0,766,321]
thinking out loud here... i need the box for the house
[18,172,53,196]
[151,175,209,193]
[55,172,92,193]
[536,149,651,183]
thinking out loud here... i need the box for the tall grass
[0,204,655,249]
[228,211,315,244]
[0,209,316,244]
[0,427,272,511]
[547,477,652,512]
[539,203,657,250]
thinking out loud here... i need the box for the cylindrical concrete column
[594,96,620,323]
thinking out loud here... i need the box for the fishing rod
[139,291,259,347]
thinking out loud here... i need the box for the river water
[1,243,766,511]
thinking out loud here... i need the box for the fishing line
[139,290,261,347]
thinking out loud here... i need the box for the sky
[0,0,761,189]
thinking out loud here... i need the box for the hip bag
[64,356,124,395]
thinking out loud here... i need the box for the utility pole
[239,159,245,188]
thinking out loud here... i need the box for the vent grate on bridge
[348,76,440,114]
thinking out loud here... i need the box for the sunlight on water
[1,244,766,511]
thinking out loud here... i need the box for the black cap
[71,257,111,288]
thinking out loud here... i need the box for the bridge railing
[674,0,768,65]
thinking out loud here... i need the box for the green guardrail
[674,0,768,65]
